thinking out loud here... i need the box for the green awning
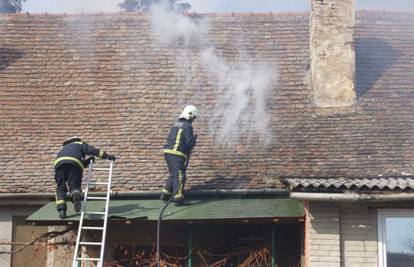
[26,198,304,225]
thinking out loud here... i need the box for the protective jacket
[54,141,106,170]
[163,118,196,159]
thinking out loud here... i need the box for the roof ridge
[356,10,414,15]
[0,10,310,18]
[1,10,412,19]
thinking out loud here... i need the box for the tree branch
[0,227,74,255]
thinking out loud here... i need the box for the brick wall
[340,203,378,266]
[308,202,341,266]
[308,202,378,267]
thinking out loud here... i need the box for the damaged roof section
[283,177,414,192]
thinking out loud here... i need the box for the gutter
[290,192,414,202]
[0,189,289,200]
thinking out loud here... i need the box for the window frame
[377,209,414,267]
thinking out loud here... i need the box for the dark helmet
[63,136,81,146]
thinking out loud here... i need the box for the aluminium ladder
[72,159,114,267]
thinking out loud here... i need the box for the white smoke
[150,2,277,147]
[201,48,275,146]
[150,2,208,46]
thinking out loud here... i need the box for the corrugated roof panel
[284,177,414,191]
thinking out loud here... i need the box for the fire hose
[156,156,190,267]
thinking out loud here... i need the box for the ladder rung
[84,211,106,215]
[79,241,102,246]
[82,226,104,230]
[76,257,101,261]
[87,196,107,200]
[94,168,110,171]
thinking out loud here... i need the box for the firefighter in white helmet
[161,105,199,205]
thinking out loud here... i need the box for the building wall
[308,202,341,266]
[308,202,379,267]
[46,225,75,267]
[0,205,42,267]
[340,203,378,266]
[0,208,13,267]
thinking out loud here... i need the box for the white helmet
[179,105,199,120]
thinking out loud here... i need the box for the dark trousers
[162,154,187,200]
[54,164,83,211]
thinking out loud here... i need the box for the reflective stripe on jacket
[54,141,104,170]
[163,118,196,158]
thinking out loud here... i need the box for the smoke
[150,3,208,46]
[201,49,275,147]
[150,2,277,147]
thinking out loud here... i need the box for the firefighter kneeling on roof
[161,105,199,205]
[53,136,116,219]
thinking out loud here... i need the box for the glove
[83,157,95,168]
[107,154,116,161]
[102,151,115,161]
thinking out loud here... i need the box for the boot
[71,190,82,212]
[160,193,171,202]
[58,209,67,219]
[173,198,189,206]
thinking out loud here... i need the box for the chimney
[310,0,356,107]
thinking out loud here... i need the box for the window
[378,209,414,267]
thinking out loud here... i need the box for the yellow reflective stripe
[55,194,66,205]
[54,156,84,170]
[74,142,83,144]
[162,188,172,195]
[177,170,183,196]
[173,128,183,151]
[98,150,104,158]
[163,149,188,159]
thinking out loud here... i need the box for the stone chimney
[310,0,356,107]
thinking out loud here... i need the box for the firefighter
[161,105,199,205]
[54,136,116,219]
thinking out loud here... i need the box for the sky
[22,0,414,14]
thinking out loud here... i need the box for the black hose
[157,156,190,267]
[156,187,178,267]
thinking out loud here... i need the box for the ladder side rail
[98,160,113,267]
[72,160,94,267]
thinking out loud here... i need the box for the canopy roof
[26,197,304,225]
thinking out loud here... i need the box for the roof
[0,11,413,194]
[26,197,304,225]
[283,177,414,192]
